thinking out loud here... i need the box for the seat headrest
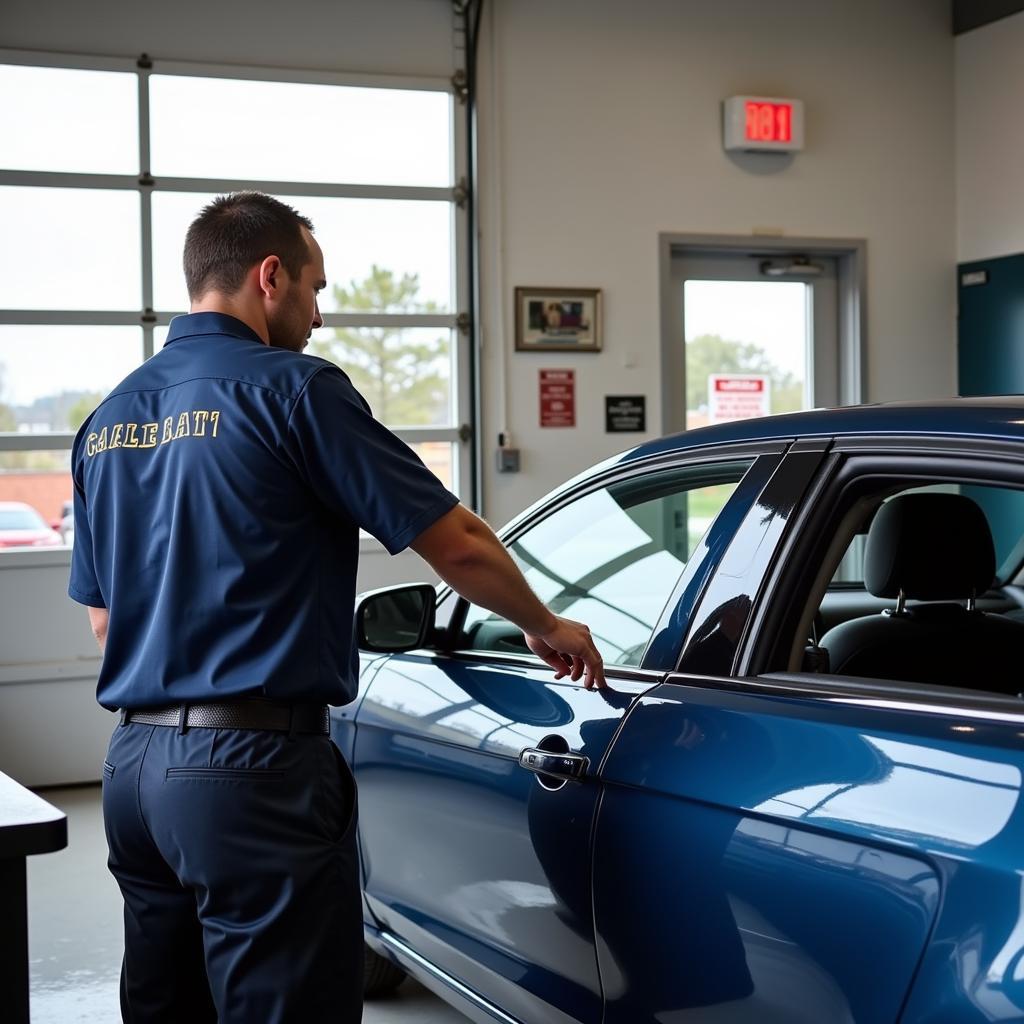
[864,493,995,600]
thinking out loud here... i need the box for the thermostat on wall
[723,96,804,153]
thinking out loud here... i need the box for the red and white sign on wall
[539,369,576,428]
[708,374,771,424]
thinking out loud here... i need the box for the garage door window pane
[288,196,452,314]
[0,327,142,432]
[461,465,751,667]
[0,65,138,175]
[151,191,214,312]
[309,326,453,428]
[0,188,141,311]
[0,451,72,551]
[152,193,452,314]
[150,76,451,187]
[408,442,454,492]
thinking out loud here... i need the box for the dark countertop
[0,771,67,859]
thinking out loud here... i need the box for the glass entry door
[666,251,840,432]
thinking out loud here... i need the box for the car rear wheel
[363,943,406,997]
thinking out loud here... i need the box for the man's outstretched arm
[410,504,606,689]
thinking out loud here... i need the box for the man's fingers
[539,650,565,675]
[545,649,575,679]
[584,645,606,689]
[525,619,606,689]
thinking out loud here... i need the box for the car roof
[622,397,1024,464]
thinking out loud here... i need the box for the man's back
[71,312,455,710]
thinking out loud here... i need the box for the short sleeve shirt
[69,312,459,711]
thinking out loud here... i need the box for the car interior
[790,482,1024,697]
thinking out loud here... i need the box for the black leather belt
[121,699,330,735]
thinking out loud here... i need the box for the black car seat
[820,493,1024,692]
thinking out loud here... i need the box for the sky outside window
[684,280,808,380]
[149,76,452,187]
[0,64,137,174]
[0,187,142,311]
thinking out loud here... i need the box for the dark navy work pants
[101,721,363,1023]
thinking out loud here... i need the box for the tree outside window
[308,265,450,427]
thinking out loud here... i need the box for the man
[68,191,604,1023]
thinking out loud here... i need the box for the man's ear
[257,255,284,299]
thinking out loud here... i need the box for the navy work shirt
[69,312,459,711]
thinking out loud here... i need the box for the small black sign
[605,395,646,433]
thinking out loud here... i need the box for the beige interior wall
[955,9,1024,262]
[476,0,956,526]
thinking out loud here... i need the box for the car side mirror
[355,583,437,653]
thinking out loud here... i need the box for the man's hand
[524,616,606,690]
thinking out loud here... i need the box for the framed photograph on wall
[514,287,602,352]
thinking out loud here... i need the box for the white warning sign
[708,374,771,423]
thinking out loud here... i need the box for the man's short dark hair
[183,192,315,300]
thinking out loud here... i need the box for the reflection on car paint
[355,652,649,1023]
[596,686,943,1022]
[761,734,1021,849]
[593,780,939,1023]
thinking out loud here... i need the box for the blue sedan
[333,398,1024,1024]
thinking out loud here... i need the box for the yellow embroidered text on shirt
[85,411,221,457]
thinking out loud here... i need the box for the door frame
[658,233,867,436]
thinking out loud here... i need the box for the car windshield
[0,507,46,530]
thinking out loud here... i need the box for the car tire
[363,943,406,997]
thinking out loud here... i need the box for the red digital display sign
[744,101,792,144]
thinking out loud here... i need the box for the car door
[591,440,1024,1023]
[353,446,784,1024]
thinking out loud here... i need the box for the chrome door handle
[518,747,589,781]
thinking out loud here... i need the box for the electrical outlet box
[496,447,520,473]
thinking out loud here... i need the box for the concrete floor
[26,785,468,1023]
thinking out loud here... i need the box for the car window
[780,476,1024,696]
[458,461,751,667]
[0,505,47,530]
[829,484,958,585]
[830,483,1024,585]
